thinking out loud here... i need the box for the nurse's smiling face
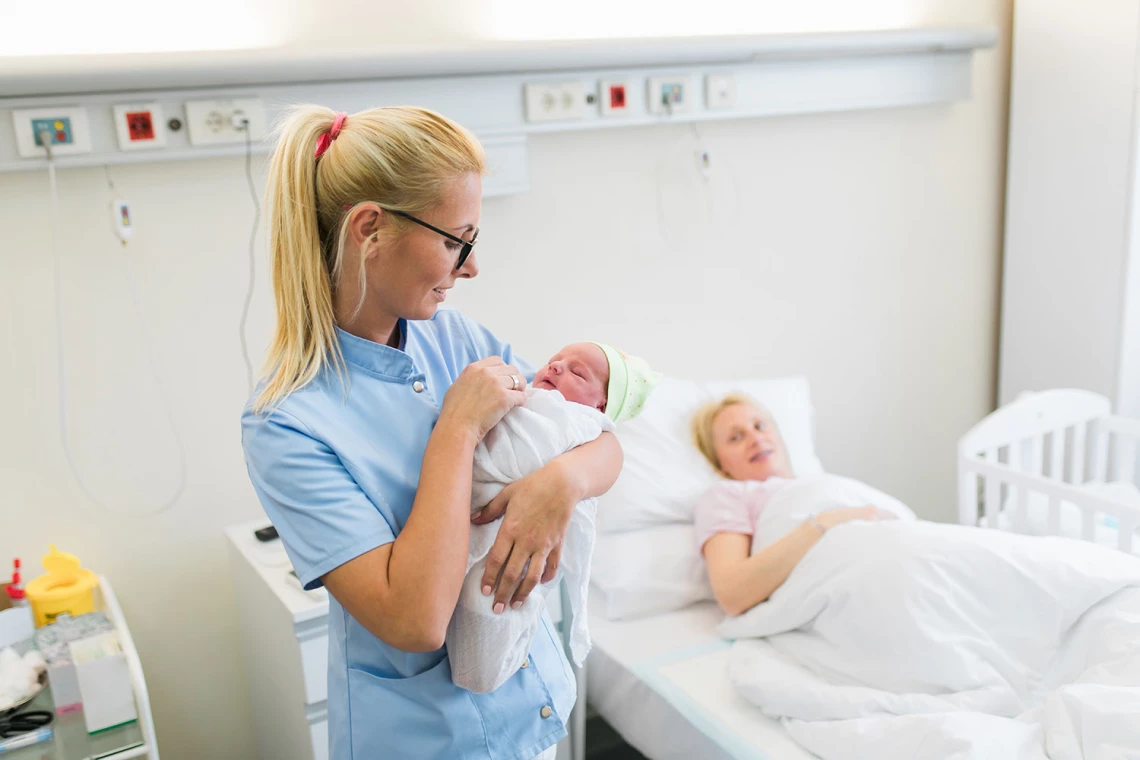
[341,172,482,345]
[374,172,482,320]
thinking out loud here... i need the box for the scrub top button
[413,381,425,393]
[540,706,552,719]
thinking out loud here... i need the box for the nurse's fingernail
[482,585,492,596]
[493,602,505,614]
[511,601,522,610]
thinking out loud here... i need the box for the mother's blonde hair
[255,105,485,412]
[691,393,783,477]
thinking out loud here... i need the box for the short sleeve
[242,408,396,590]
[458,316,535,382]
[694,483,756,552]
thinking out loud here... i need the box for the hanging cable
[239,119,260,394]
[45,142,187,517]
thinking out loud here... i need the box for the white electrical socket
[184,98,267,146]
[524,83,587,123]
[705,74,737,110]
[647,77,693,115]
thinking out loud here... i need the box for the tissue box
[34,612,115,715]
[69,631,137,734]
[42,650,82,715]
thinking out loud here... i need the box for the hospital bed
[579,383,1140,760]
[585,591,812,760]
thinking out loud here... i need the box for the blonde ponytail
[254,105,485,412]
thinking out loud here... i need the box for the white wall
[0,1,1010,757]
[999,0,1140,407]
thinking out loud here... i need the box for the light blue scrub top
[241,310,575,760]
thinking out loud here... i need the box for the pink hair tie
[314,112,348,159]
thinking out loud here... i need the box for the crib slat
[1082,507,1096,542]
[1013,484,1030,534]
[959,469,979,527]
[985,476,1001,530]
[1070,423,1086,483]
[1047,493,1062,536]
[1049,428,1066,480]
[1091,423,1110,482]
[1118,518,1135,554]
[1030,435,1044,476]
[1116,436,1137,484]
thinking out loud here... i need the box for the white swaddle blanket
[447,387,615,693]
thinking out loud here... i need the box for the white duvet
[446,388,614,693]
[719,479,1140,760]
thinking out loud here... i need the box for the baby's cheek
[595,381,609,409]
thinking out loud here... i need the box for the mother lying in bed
[688,392,1140,760]
[691,393,910,616]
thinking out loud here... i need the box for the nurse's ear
[346,203,386,259]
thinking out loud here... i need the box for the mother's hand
[817,505,898,530]
[473,459,578,613]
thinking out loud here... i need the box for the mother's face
[711,403,793,482]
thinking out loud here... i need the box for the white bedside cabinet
[226,520,331,760]
[225,520,578,760]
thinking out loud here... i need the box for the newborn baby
[447,342,660,693]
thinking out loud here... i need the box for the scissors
[0,706,53,738]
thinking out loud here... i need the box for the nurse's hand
[438,357,528,443]
[474,460,578,612]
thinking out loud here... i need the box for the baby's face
[532,343,609,412]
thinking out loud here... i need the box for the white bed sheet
[586,590,816,760]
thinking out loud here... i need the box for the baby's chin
[539,384,604,410]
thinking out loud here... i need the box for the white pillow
[590,524,713,620]
[596,375,823,534]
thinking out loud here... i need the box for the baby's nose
[550,362,563,374]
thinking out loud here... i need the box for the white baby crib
[958,389,1140,553]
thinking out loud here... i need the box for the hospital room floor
[586,715,647,759]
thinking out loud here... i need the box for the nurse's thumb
[474,489,511,525]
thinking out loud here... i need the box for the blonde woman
[241,107,622,760]
[691,394,906,616]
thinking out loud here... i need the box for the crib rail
[957,390,1140,554]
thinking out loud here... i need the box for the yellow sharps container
[25,545,98,627]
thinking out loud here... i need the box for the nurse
[241,106,623,759]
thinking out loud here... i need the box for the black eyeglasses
[390,210,479,270]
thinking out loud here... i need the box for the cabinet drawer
[298,624,329,705]
[309,712,328,760]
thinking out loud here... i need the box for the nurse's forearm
[324,419,477,652]
[550,432,623,503]
[386,419,480,644]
